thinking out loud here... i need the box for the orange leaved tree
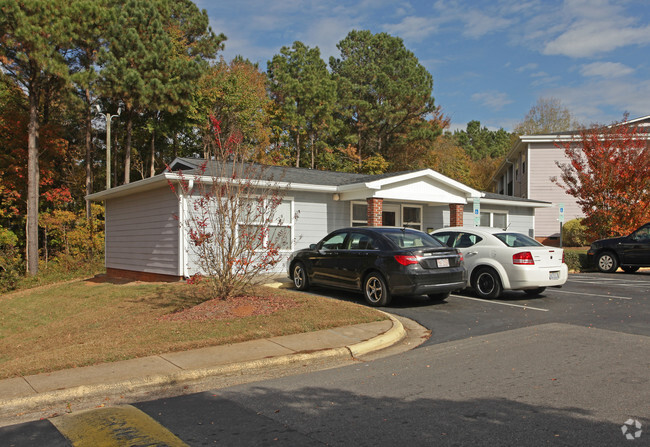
[553,119,650,240]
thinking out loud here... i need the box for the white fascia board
[87,173,339,202]
[471,197,553,208]
[188,176,338,193]
[86,173,174,201]
[350,169,482,198]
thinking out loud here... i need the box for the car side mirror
[309,243,317,250]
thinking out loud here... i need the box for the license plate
[549,271,559,280]
[437,258,450,268]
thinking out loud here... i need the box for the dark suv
[587,223,650,273]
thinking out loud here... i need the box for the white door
[382,204,401,227]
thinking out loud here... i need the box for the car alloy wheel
[292,262,309,290]
[473,267,502,299]
[597,252,618,273]
[363,273,391,307]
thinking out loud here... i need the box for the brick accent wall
[107,267,182,282]
[449,203,464,227]
[367,197,383,226]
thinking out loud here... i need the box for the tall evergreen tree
[268,41,336,168]
[0,0,74,274]
[98,0,224,184]
[330,30,436,168]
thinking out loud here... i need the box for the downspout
[178,178,194,279]
[178,182,185,278]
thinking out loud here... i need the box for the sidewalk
[0,302,406,422]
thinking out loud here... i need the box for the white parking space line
[450,294,549,312]
[551,289,632,300]
[568,281,650,289]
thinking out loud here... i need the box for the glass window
[493,213,507,230]
[274,200,292,223]
[382,229,443,249]
[479,211,508,229]
[321,232,347,250]
[269,225,292,250]
[455,232,482,248]
[237,198,293,251]
[347,232,378,250]
[432,232,455,247]
[351,203,367,226]
[494,233,542,247]
[403,206,422,230]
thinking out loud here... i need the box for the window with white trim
[479,210,508,229]
[238,197,294,251]
[402,205,422,230]
[351,202,368,227]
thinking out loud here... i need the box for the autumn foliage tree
[554,119,650,240]
[172,117,292,299]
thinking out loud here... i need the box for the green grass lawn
[0,278,384,379]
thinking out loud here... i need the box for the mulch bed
[158,294,301,322]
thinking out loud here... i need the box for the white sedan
[431,227,568,299]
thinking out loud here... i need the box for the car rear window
[382,230,444,249]
[494,233,543,248]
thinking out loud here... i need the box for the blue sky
[197,0,650,132]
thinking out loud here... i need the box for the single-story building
[87,157,552,281]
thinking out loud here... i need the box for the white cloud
[542,79,650,124]
[540,0,650,57]
[462,11,512,38]
[579,62,635,78]
[382,16,439,42]
[517,63,539,72]
[471,91,513,111]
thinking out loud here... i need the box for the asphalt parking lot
[384,271,650,346]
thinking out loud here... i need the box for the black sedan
[287,227,466,306]
[587,222,650,273]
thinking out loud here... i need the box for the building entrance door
[382,204,400,227]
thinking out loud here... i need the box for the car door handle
[466,251,478,256]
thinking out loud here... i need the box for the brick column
[367,198,383,226]
[449,203,464,227]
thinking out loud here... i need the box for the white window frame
[351,201,368,226]
[237,195,294,252]
[479,209,509,229]
[402,204,423,230]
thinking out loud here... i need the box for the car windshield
[381,229,444,249]
[494,232,543,248]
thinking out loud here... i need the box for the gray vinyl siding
[529,143,584,237]
[105,186,180,275]
[293,191,347,249]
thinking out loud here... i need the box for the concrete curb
[0,314,405,418]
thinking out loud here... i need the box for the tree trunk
[27,88,40,275]
[295,133,300,167]
[124,107,132,184]
[311,134,315,169]
[84,89,92,219]
[149,129,155,177]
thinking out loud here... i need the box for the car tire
[292,262,309,290]
[428,292,450,301]
[363,272,391,307]
[596,252,619,273]
[621,266,640,274]
[472,267,503,299]
[523,287,546,296]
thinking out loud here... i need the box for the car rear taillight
[513,251,535,265]
[394,255,421,266]
[562,251,565,263]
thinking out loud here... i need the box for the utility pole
[95,105,121,189]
